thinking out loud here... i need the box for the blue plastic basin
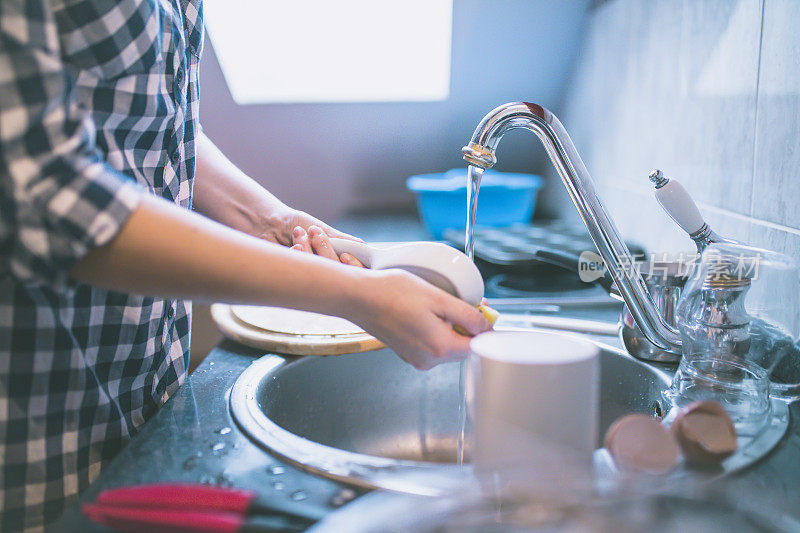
[406,168,543,239]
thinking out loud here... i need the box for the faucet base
[620,311,682,364]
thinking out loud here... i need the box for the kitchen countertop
[53,342,363,531]
[53,214,800,531]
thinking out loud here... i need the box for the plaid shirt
[0,1,203,530]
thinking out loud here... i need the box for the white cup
[467,330,600,496]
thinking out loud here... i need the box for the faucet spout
[463,102,682,353]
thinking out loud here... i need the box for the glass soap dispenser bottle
[676,266,752,360]
[665,244,773,432]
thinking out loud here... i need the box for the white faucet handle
[650,170,706,236]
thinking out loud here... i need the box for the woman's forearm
[69,194,366,317]
[192,133,287,240]
[191,133,361,247]
[70,193,492,370]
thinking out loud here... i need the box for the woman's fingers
[284,209,364,245]
[439,298,492,337]
[291,226,313,253]
[307,225,340,261]
[291,225,365,268]
[339,252,364,268]
[318,223,364,243]
[400,310,476,369]
[432,325,475,364]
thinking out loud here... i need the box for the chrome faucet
[462,102,682,353]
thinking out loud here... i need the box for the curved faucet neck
[463,102,682,353]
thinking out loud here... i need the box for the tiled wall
[557,0,800,262]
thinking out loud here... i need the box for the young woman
[0,1,490,530]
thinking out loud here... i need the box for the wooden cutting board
[210,304,385,356]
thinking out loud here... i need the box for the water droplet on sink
[211,442,227,455]
[330,488,357,507]
[267,465,285,475]
[271,481,285,491]
[182,451,203,470]
[216,426,232,435]
[215,472,233,487]
[290,490,307,501]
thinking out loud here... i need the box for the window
[204,0,453,104]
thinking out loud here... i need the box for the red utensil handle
[83,503,244,533]
[97,484,255,513]
[96,483,328,523]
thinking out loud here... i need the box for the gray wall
[198,0,591,221]
[558,0,800,262]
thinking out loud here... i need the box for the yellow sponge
[454,304,499,336]
[478,304,499,326]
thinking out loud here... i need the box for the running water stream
[456,165,484,465]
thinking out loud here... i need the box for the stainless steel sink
[230,330,789,494]
[231,334,671,489]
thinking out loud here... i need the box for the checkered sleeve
[0,0,143,287]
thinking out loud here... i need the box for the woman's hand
[258,204,363,266]
[263,205,361,244]
[290,224,363,267]
[346,269,492,370]
[191,134,361,265]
